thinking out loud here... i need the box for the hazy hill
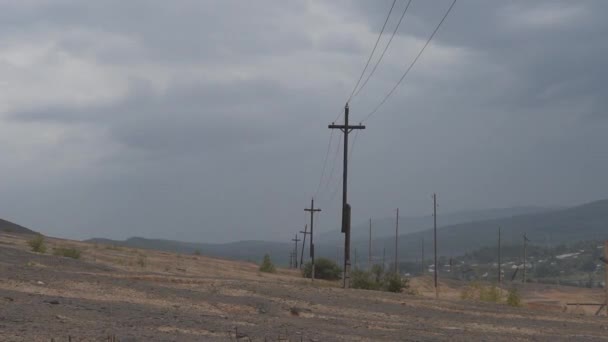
[0,218,37,235]
[86,237,292,264]
[87,199,608,266]
[318,206,553,242]
[348,199,608,263]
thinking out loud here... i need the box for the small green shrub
[460,283,478,300]
[137,256,146,268]
[193,249,201,256]
[507,287,522,307]
[28,235,46,253]
[371,264,384,283]
[384,273,408,293]
[350,268,408,293]
[53,247,81,259]
[302,258,342,280]
[135,254,147,267]
[259,254,276,273]
[351,269,379,290]
[479,285,501,303]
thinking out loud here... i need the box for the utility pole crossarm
[328,124,366,132]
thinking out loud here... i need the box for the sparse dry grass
[1,231,607,341]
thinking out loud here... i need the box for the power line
[313,107,346,200]
[313,0,401,203]
[347,0,398,103]
[313,0,402,200]
[362,0,457,122]
[321,130,343,197]
[353,0,413,99]
[314,129,336,198]
[346,130,360,188]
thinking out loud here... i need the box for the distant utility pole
[433,193,438,298]
[395,208,399,274]
[292,234,300,269]
[449,257,453,275]
[382,247,386,271]
[336,245,340,265]
[421,238,425,275]
[299,224,309,269]
[354,248,358,270]
[368,218,372,270]
[328,103,365,289]
[523,233,529,284]
[498,227,501,285]
[604,241,608,314]
[304,198,321,281]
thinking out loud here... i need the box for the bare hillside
[0,232,607,341]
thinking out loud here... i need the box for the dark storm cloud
[0,0,607,243]
[349,0,608,117]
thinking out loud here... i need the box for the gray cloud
[0,0,606,243]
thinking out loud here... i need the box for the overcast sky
[0,0,606,243]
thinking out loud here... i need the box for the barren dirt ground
[1,232,608,341]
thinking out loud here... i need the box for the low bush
[479,285,501,303]
[259,254,276,273]
[351,269,380,290]
[53,247,81,259]
[27,235,46,253]
[137,256,146,268]
[302,258,341,280]
[461,282,501,303]
[460,282,479,300]
[350,266,408,293]
[384,272,408,293]
[507,287,522,307]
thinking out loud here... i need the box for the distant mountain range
[318,206,554,242]
[349,199,608,263]
[0,218,37,235]
[83,199,608,266]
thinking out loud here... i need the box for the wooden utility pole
[604,240,608,315]
[304,198,321,281]
[382,247,386,271]
[433,193,438,298]
[369,218,372,270]
[395,208,399,274]
[299,224,309,269]
[354,248,358,270]
[328,103,365,288]
[523,233,528,284]
[498,227,501,285]
[449,257,453,275]
[292,234,300,269]
[421,237,425,275]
